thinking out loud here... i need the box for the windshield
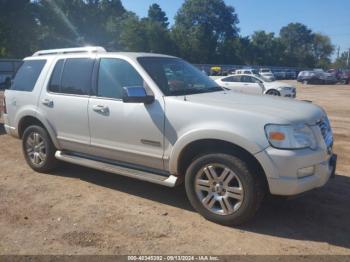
[138,57,223,96]
[260,69,270,73]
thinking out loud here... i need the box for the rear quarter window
[11,60,46,92]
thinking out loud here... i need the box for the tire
[266,89,280,96]
[185,153,266,226]
[339,79,347,85]
[303,80,308,85]
[22,125,58,173]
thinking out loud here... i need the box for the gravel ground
[0,81,349,255]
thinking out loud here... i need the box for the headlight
[265,124,317,149]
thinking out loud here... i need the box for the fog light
[297,166,315,178]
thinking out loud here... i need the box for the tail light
[2,95,6,114]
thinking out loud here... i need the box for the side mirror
[122,86,154,104]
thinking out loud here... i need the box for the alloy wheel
[25,132,47,166]
[195,164,244,215]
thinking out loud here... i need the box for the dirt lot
[0,81,350,255]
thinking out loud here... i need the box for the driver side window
[97,58,143,99]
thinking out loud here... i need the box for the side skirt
[55,150,178,187]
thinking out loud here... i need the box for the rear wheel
[185,153,265,226]
[22,125,58,173]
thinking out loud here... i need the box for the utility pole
[347,48,350,67]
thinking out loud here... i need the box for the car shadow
[50,164,350,249]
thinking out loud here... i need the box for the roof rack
[32,46,106,56]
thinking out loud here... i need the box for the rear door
[39,57,94,154]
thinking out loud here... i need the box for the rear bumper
[255,147,336,196]
[3,114,18,137]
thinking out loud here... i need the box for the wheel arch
[172,138,268,191]
[17,115,60,149]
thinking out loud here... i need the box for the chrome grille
[317,117,333,148]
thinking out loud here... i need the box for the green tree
[172,0,239,63]
[312,33,334,68]
[333,51,350,69]
[147,3,169,28]
[35,0,126,50]
[0,0,39,58]
[119,14,148,52]
[250,31,285,66]
[279,23,315,67]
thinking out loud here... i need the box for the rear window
[11,60,46,91]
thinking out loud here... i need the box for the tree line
[0,0,347,69]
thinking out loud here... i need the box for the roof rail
[32,46,106,56]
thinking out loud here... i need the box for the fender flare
[168,129,266,174]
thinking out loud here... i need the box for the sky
[121,0,350,59]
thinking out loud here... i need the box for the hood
[179,91,324,125]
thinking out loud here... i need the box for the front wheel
[22,125,58,173]
[266,89,280,96]
[185,153,265,226]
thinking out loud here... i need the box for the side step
[55,151,178,187]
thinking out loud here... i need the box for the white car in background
[215,74,296,98]
[259,68,275,81]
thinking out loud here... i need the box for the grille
[317,117,333,148]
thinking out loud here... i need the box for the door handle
[92,104,109,113]
[41,99,53,107]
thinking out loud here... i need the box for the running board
[55,151,178,187]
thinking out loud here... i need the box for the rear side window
[60,58,94,95]
[48,59,64,93]
[11,60,46,91]
[222,76,240,82]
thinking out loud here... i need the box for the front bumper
[255,147,336,196]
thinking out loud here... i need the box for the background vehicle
[259,68,275,81]
[328,69,350,84]
[272,70,287,80]
[215,74,296,97]
[0,59,22,89]
[338,70,350,84]
[297,70,337,85]
[285,69,297,79]
[235,68,259,75]
[4,47,336,226]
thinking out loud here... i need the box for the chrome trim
[140,139,162,147]
[55,151,178,187]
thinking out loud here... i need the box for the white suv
[3,47,337,225]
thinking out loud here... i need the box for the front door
[239,75,263,95]
[88,57,165,171]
